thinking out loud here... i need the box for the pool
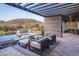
[0,33,30,42]
[0,35,17,42]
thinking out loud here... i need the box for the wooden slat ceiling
[5,3,79,17]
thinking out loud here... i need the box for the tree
[40,26,44,35]
[17,24,23,29]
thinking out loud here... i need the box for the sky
[0,4,44,22]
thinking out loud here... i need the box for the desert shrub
[0,25,8,31]
[0,31,15,36]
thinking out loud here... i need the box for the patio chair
[18,39,29,49]
[18,35,34,49]
[48,35,56,45]
[28,37,49,55]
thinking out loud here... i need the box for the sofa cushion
[19,39,29,44]
[30,41,40,49]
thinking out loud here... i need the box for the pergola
[5,3,79,17]
[5,3,79,37]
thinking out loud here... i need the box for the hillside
[0,18,44,26]
[0,20,5,24]
[7,19,43,25]
[0,18,44,35]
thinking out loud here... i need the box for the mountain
[0,18,44,26]
[0,20,5,23]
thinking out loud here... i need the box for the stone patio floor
[0,33,79,56]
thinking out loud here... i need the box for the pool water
[0,34,29,42]
[0,35,17,42]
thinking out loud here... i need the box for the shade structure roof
[5,3,79,17]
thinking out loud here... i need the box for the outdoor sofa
[28,37,49,55]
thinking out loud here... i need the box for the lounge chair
[0,39,18,49]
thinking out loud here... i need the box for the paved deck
[0,45,39,56]
[48,33,79,56]
[0,33,79,56]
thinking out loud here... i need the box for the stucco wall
[44,16,62,37]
